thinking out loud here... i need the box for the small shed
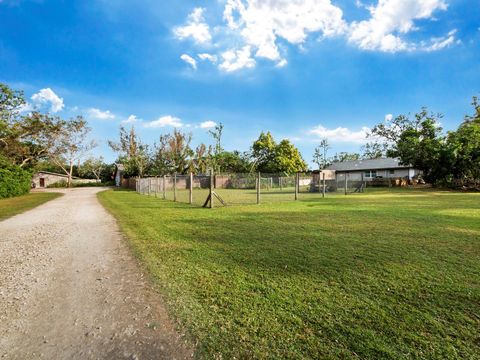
[32,171,98,188]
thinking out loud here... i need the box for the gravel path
[0,188,193,360]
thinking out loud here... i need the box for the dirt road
[0,188,193,359]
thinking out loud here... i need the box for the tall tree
[79,156,106,182]
[252,131,306,174]
[47,116,96,187]
[312,138,330,169]
[331,152,361,163]
[370,109,446,184]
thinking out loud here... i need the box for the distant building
[326,158,422,182]
[32,171,97,188]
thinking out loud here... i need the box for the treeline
[368,102,480,188]
[108,125,308,177]
[0,83,96,197]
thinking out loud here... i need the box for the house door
[40,178,45,187]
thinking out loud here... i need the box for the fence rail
[127,172,374,208]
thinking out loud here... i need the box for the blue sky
[1,0,479,167]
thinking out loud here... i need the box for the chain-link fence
[132,172,370,207]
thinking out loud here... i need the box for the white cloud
[174,0,457,72]
[348,0,448,52]
[308,125,370,143]
[224,0,346,63]
[180,54,197,69]
[198,53,218,63]
[219,45,256,72]
[385,114,393,121]
[87,108,115,120]
[423,29,458,51]
[144,115,183,128]
[31,88,64,113]
[174,8,212,44]
[122,114,140,124]
[199,120,217,129]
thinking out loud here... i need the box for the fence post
[173,173,177,202]
[344,173,348,195]
[209,172,214,208]
[189,172,193,205]
[148,177,151,196]
[163,175,166,199]
[256,172,260,204]
[279,177,283,191]
[295,173,299,200]
[322,172,326,198]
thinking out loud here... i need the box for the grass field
[98,189,480,359]
[0,192,62,221]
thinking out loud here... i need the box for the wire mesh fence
[132,172,370,207]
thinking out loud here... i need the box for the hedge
[0,158,32,199]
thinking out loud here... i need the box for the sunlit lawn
[0,192,62,221]
[98,188,480,359]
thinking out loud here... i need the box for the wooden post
[344,173,348,195]
[148,177,151,196]
[163,175,166,199]
[279,177,283,191]
[173,173,177,202]
[322,172,326,198]
[189,172,193,205]
[209,172,214,208]
[256,172,260,204]
[295,173,299,200]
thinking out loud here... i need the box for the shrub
[0,157,32,198]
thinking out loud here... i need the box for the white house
[32,171,97,188]
[326,158,422,182]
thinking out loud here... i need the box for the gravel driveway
[0,188,192,359]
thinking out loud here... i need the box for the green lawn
[0,192,62,221]
[98,189,480,359]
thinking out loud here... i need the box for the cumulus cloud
[180,54,197,69]
[219,46,256,72]
[87,108,115,120]
[198,53,218,63]
[174,8,211,44]
[173,0,458,72]
[385,114,393,121]
[348,0,449,52]
[144,115,183,128]
[31,88,64,113]
[122,114,140,124]
[308,125,370,143]
[199,120,217,129]
[223,0,346,63]
[423,29,458,51]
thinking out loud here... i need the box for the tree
[151,130,193,175]
[252,131,307,174]
[312,138,330,169]
[331,152,360,163]
[370,109,446,184]
[109,126,150,177]
[47,116,96,187]
[361,141,388,159]
[0,83,64,168]
[79,156,106,182]
[446,97,480,187]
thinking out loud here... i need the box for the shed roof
[36,171,81,179]
[326,158,411,172]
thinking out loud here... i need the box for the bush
[0,158,32,198]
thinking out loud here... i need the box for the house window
[364,170,377,178]
[389,170,395,175]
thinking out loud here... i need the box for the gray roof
[326,158,411,172]
[36,171,81,179]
